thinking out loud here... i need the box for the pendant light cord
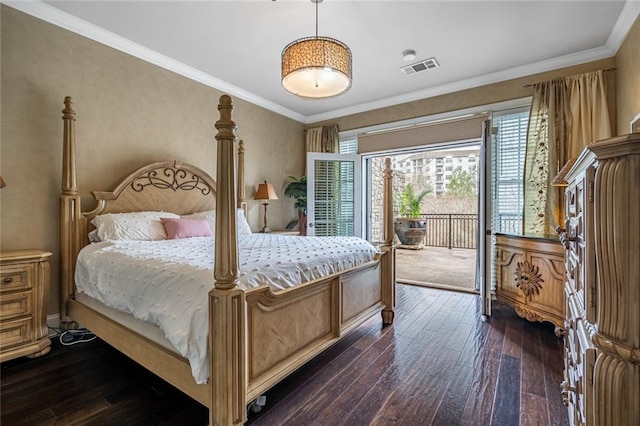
[315,0,318,39]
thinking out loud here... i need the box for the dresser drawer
[0,263,34,293]
[0,316,32,349]
[564,293,595,426]
[0,291,33,321]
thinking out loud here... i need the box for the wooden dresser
[0,249,52,362]
[494,233,565,335]
[560,133,640,426]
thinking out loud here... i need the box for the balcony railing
[419,213,478,249]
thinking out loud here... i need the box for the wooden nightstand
[0,249,53,362]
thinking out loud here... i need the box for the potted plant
[284,175,307,235]
[394,183,431,247]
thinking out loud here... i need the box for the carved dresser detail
[560,133,640,426]
[494,233,566,335]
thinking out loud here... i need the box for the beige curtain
[566,71,611,158]
[306,124,339,153]
[523,70,611,235]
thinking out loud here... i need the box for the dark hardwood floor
[1,284,568,425]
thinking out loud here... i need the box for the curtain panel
[306,125,339,154]
[305,124,340,231]
[523,70,611,235]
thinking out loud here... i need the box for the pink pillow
[160,218,212,239]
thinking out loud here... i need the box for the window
[339,137,357,154]
[492,108,529,234]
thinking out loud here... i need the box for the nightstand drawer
[0,291,33,320]
[0,264,34,293]
[0,250,51,361]
[0,317,32,349]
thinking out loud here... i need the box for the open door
[306,153,362,237]
[477,120,492,316]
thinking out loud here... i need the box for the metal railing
[420,213,478,249]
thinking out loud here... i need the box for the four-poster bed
[59,94,396,425]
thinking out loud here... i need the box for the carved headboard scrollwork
[85,161,217,220]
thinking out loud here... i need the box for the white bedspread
[75,234,378,384]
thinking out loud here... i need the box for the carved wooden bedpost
[381,158,396,324]
[237,139,247,215]
[60,96,83,327]
[210,95,246,426]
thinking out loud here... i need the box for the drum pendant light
[281,0,352,99]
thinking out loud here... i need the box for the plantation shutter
[306,153,361,237]
[491,108,529,234]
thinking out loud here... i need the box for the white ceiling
[7,1,640,123]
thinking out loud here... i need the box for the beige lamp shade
[254,181,278,233]
[254,182,278,200]
[282,36,352,99]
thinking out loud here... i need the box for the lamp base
[260,202,271,234]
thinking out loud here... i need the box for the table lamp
[254,181,278,233]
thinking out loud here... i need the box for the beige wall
[615,15,640,135]
[0,6,305,316]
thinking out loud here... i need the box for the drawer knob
[3,277,13,284]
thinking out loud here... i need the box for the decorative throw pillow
[182,209,252,235]
[91,211,180,241]
[182,210,215,234]
[160,218,212,239]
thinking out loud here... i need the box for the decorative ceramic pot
[394,217,427,246]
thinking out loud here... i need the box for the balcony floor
[396,245,477,293]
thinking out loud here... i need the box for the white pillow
[91,211,180,241]
[182,210,215,234]
[182,209,252,235]
[237,209,252,235]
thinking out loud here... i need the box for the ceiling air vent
[401,57,439,75]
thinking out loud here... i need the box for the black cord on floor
[59,328,97,346]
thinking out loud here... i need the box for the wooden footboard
[245,255,386,401]
[60,95,395,426]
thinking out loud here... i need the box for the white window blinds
[492,108,529,234]
[339,137,357,154]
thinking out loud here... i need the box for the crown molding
[4,0,637,125]
[606,1,640,53]
[306,43,617,124]
[307,2,639,124]
[2,0,307,123]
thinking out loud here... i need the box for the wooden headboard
[59,96,245,323]
[86,161,217,219]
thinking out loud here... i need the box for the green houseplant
[394,183,431,247]
[284,176,307,235]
